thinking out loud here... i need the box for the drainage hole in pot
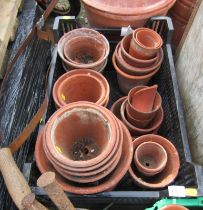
[74,54,94,64]
[71,138,99,161]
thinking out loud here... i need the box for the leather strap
[1,0,59,152]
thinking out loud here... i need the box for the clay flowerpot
[53,69,110,109]
[134,141,168,176]
[129,28,163,59]
[129,134,180,189]
[81,0,176,27]
[58,28,110,72]
[161,205,189,210]
[112,52,160,94]
[131,85,158,112]
[111,96,127,120]
[127,86,162,121]
[63,36,106,65]
[115,43,163,76]
[120,99,164,136]
[35,119,133,194]
[56,74,105,107]
[121,34,158,68]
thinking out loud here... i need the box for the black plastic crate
[24,16,203,209]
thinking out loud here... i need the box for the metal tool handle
[0,148,31,209]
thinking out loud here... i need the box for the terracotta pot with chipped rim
[115,43,163,76]
[81,0,176,27]
[129,134,180,189]
[127,86,162,121]
[63,36,106,65]
[129,28,163,59]
[58,28,110,71]
[121,99,164,136]
[131,85,158,112]
[134,141,168,176]
[53,69,110,109]
[121,34,158,68]
[161,205,189,210]
[112,52,161,94]
[44,102,118,170]
[35,121,133,194]
[56,73,106,107]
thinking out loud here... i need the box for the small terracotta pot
[112,52,160,95]
[63,36,106,65]
[56,74,105,106]
[128,134,180,189]
[58,28,110,72]
[127,86,162,121]
[129,28,163,59]
[125,103,152,129]
[120,34,157,68]
[111,97,127,120]
[121,99,164,136]
[134,141,167,176]
[35,121,133,194]
[53,69,110,109]
[161,205,189,210]
[115,43,163,76]
[131,85,158,112]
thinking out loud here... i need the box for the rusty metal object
[37,172,76,210]
[22,193,48,210]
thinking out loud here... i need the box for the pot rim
[134,141,168,174]
[56,73,106,107]
[63,35,106,65]
[128,134,180,189]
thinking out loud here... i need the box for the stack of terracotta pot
[113,28,164,94]
[129,134,180,189]
[52,69,110,108]
[111,85,164,137]
[58,28,110,72]
[35,102,133,194]
[169,0,197,49]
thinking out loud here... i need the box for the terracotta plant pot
[134,141,168,176]
[131,85,158,112]
[115,43,163,76]
[56,74,105,107]
[129,134,180,189]
[127,86,162,121]
[53,69,110,109]
[161,205,189,210]
[129,28,163,59]
[81,0,176,27]
[35,121,133,194]
[121,34,158,68]
[58,28,110,72]
[112,52,160,94]
[120,99,164,136]
[63,36,106,65]
[125,103,152,129]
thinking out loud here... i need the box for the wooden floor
[0,0,23,78]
